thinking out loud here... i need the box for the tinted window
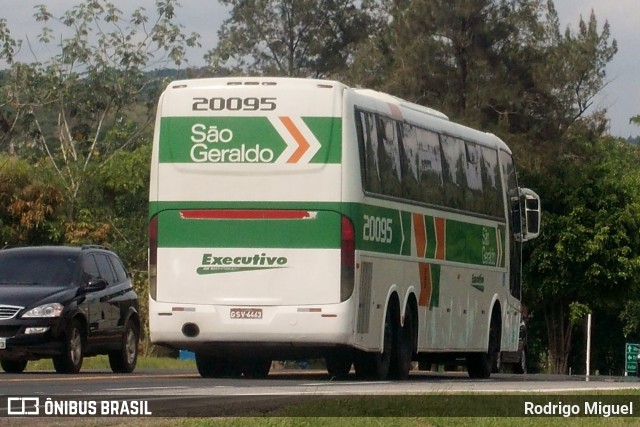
[377,116,402,197]
[417,129,444,205]
[0,253,78,287]
[440,135,467,210]
[83,254,101,284]
[94,253,117,286]
[358,111,382,193]
[481,146,504,217]
[109,254,128,284]
[356,108,506,219]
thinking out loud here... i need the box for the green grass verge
[24,355,196,371]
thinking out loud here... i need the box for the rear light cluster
[340,216,355,302]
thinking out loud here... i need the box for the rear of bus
[148,78,356,359]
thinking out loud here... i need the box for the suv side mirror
[520,187,540,241]
[85,278,108,292]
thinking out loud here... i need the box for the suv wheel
[109,320,139,373]
[53,319,84,374]
[1,359,28,373]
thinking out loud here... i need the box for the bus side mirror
[520,188,540,241]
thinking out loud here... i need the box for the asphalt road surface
[1,369,640,417]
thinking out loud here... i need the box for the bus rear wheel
[390,304,414,380]
[241,358,271,378]
[326,350,352,379]
[354,301,397,380]
[196,353,239,378]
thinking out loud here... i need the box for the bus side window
[399,123,421,201]
[480,146,504,217]
[357,110,383,194]
[376,116,402,198]
[440,135,467,210]
[416,128,444,206]
[464,141,483,214]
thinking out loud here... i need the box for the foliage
[523,136,640,373]
[207,0,376,77]
[90,143,152,272]
[0,156,65,245]
[346,0,617,169]
[0,0,199,219]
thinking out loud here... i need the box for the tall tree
[523,135,640,374]
[348,0,617,156]
[207,0,375,77]
[0,0,199,219]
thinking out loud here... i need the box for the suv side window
[82,254,101,284]
[109,254,128,284]
[94,253,117,286]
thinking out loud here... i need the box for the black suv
[0,246,140,374]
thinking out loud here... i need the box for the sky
[2,0,638,137]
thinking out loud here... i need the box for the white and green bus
[148,77,540,380]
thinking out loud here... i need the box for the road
[1,369,640,417]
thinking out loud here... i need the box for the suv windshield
[0,253,79,287]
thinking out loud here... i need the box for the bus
[148,77,540,380]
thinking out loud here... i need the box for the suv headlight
[22,303,64,318]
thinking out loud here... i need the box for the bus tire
[513,347,527,374]
[242,358,271,378]
[326,349,352,379]
[354,302,396,380]
[195,353,238,378]
[390,303,414,380]
[467,310,500,379]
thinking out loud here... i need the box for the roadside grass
[14,360,640,426]
[164,391,640,427]
[24,355,196,371]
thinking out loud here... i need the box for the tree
[347,0,617,163]
[206,0,375,77]
[523,135,640,374]
[0,155,65,245]
[0,0,199,219]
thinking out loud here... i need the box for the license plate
[0,338,5,350]
[230,308,263,320]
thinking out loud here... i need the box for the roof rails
[81,244,111,251]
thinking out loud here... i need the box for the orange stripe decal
[418,263,432,307]
[413,213,427,258]
[280,116,310,163]
[434,217,446,260]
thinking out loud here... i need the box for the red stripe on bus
[434,217,446,260]
[418,263,432,307]
[180,210,312,220]
[413,213,427,258]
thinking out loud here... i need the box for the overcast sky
[2,0,638,137]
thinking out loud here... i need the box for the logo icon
[7,397,40,415]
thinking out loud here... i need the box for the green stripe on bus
[156,209,340,249]
[430,264,441,308]
[150,201,507,268]
[158,117,341,164]
[303,117,342,163]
